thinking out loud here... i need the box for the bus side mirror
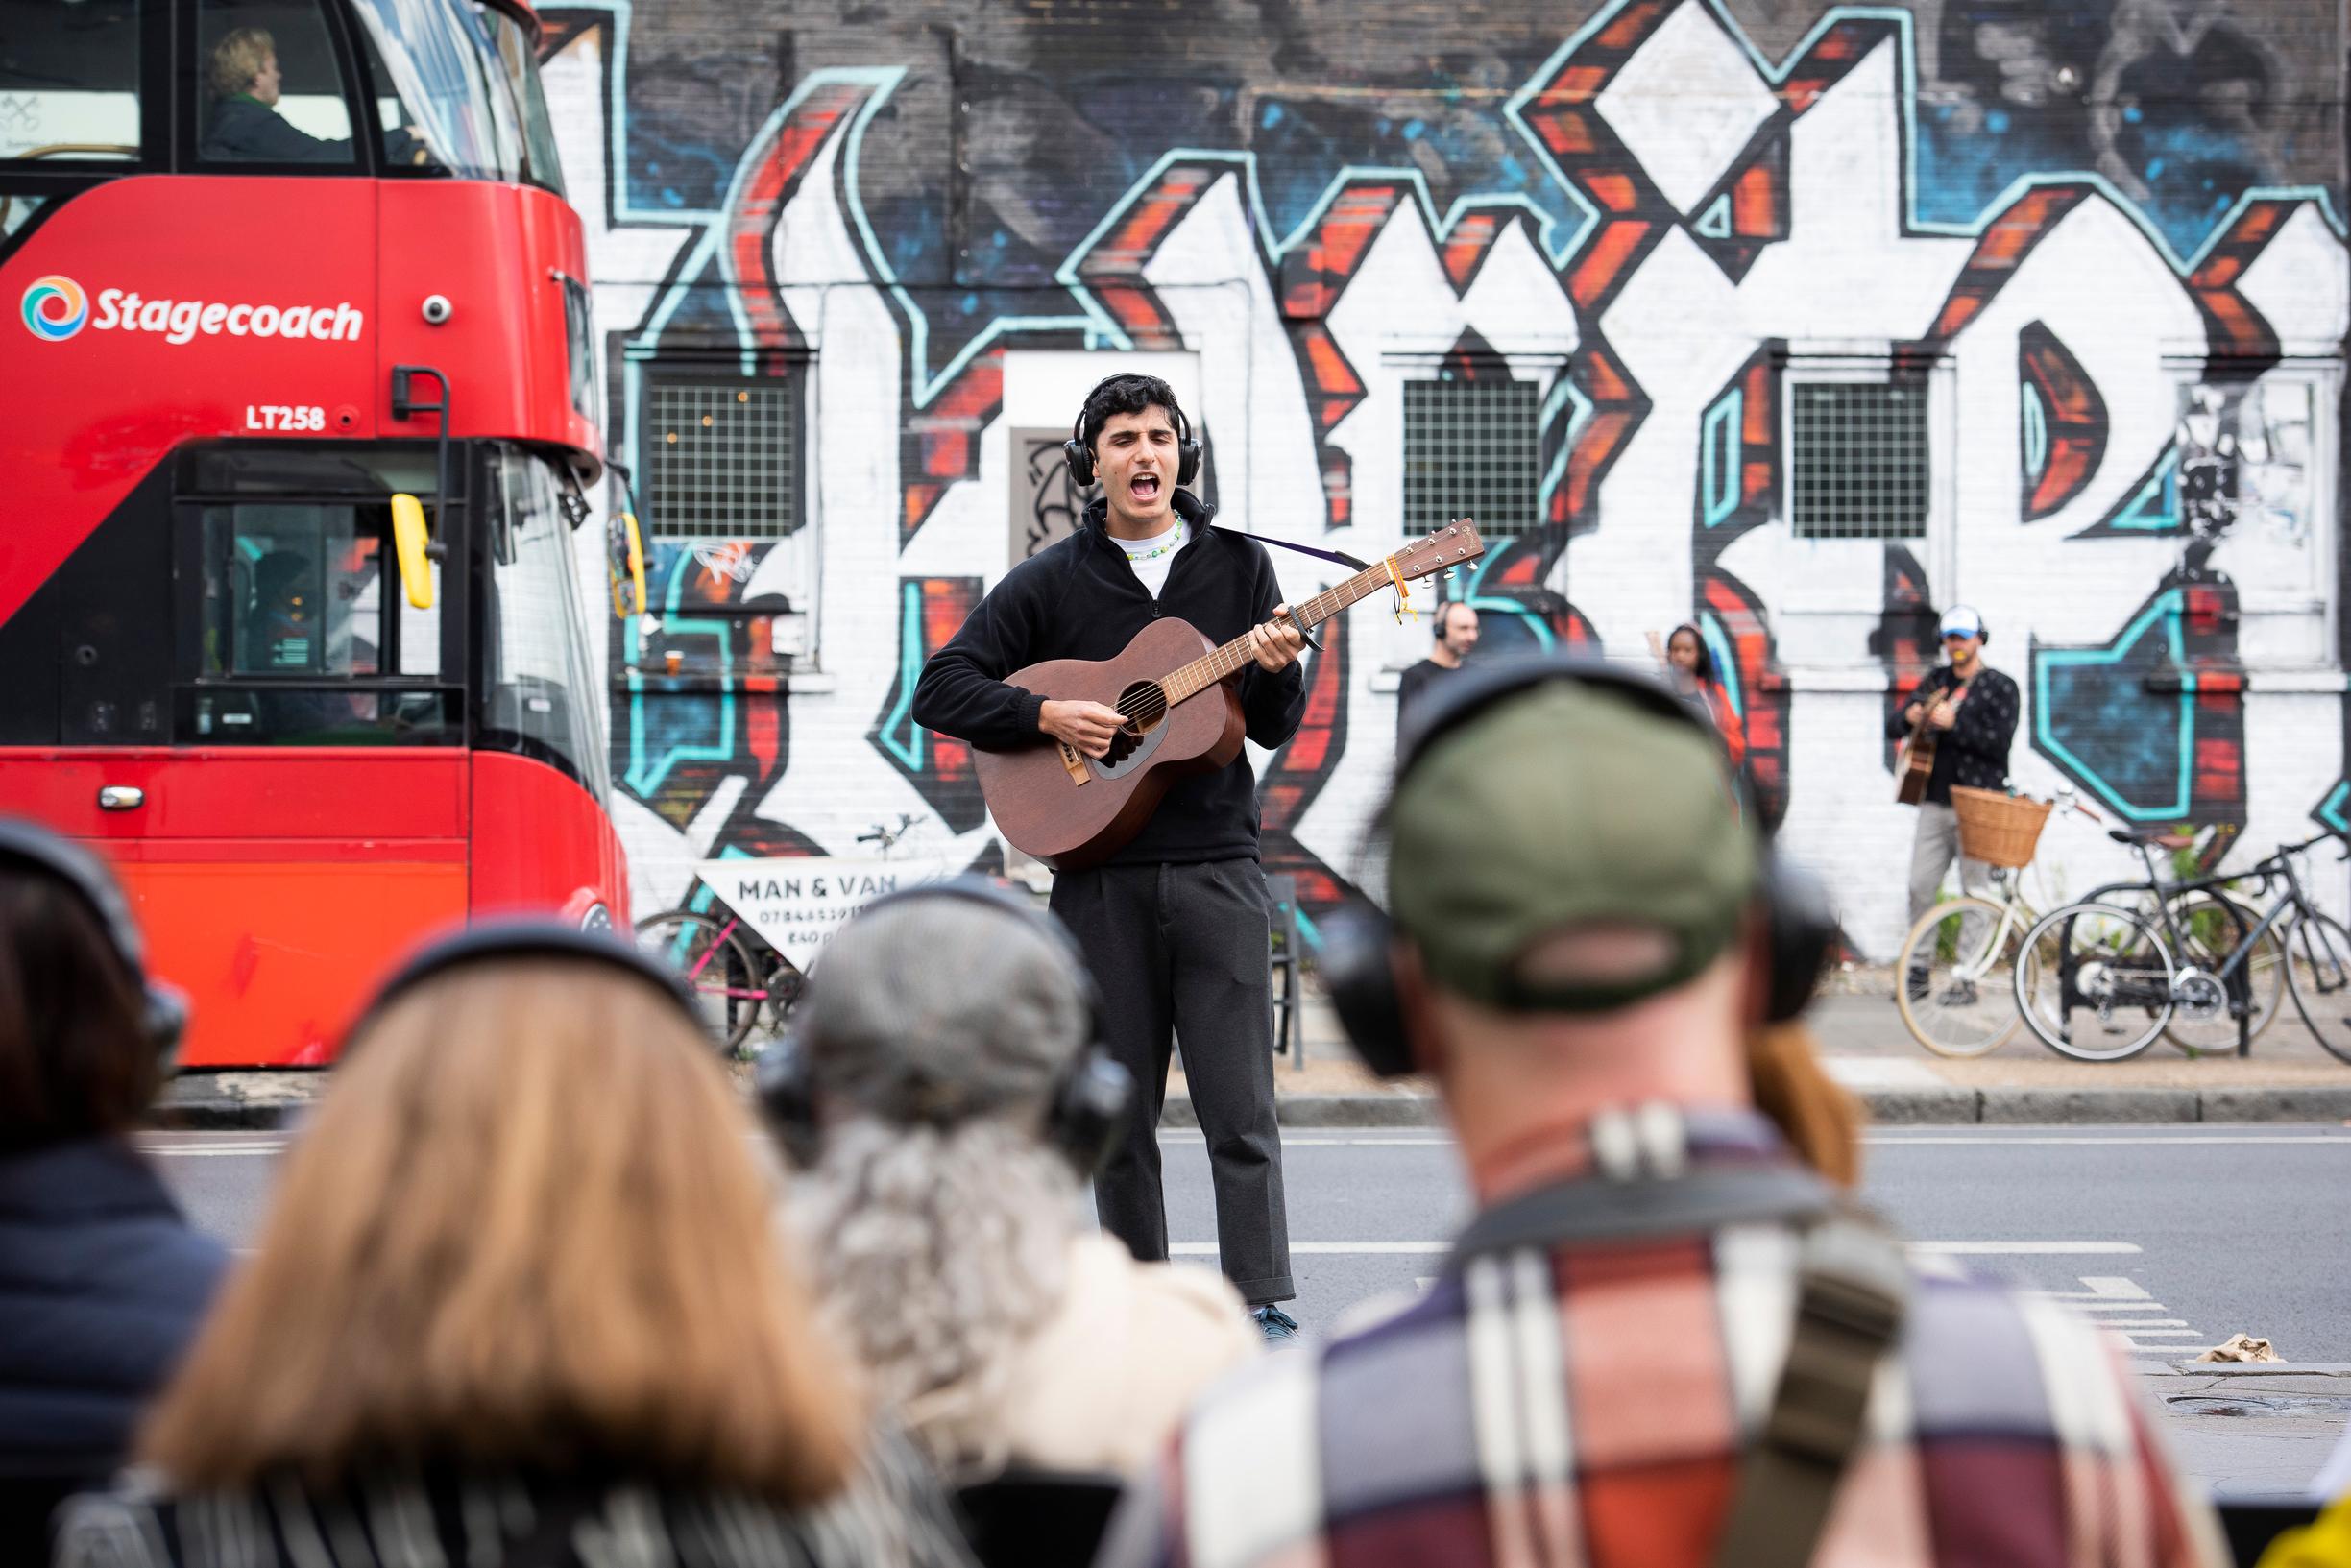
[390,493,435,610]
[611,510,648,619]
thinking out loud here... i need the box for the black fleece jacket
[910,491,1307,866]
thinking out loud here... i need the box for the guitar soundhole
[1114,681,1169,744]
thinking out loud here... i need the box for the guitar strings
[1102,573,1362,726]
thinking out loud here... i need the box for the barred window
[1789,379,1928,539]
[642,367,805,540]
[1403,375,1539,541]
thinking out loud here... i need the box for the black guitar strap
[1208,525,1371,653]
[1209,525,1370,575]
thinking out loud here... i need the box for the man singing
[911,374,1308,1339]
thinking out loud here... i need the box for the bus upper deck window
[0,0,142,164]
[196,0,355,166]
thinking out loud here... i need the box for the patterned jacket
[1097,1108,2220,1568]
[1886,663,2019,803]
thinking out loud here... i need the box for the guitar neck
[1159,558,1404,706]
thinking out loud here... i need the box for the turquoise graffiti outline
[2033,589,2196,822]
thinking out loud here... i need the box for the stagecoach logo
[17,277,364,345]
[21,275,86,341]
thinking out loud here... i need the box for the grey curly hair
[786,893,1096,1472]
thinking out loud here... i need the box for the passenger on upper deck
[53,924,975,1568]
[771,880,1258,1483]
[1100,659,2220,1568]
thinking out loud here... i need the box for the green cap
[1387,679,1758,1012]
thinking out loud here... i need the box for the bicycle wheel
[1895,897,2032,1057]
[2014,902,2176,1062]
[2155,890,2283,1053]
[2282,910,2351,1066]
[635,909,768,1054]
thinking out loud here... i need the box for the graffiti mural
[541,0,2349,954]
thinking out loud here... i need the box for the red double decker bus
[0,0,627,1065]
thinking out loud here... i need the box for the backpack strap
[1709,1207,1909,1568]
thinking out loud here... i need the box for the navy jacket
[910,490,1307,866]
[0,1139,229,1550]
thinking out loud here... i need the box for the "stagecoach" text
[91,291,365,345]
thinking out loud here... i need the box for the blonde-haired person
[203,26,354,163]
[782,883,1257,1484]
[54,929,975,1568]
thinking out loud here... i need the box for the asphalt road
[144,1122,2351,1359]
[144,1122,2351,1495]
[1162,1123,2351,1363]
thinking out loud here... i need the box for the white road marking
[1911,1241,2143,1255]
[1867,1135,2351,1146]
[140,1143,286,1157]
[1174,1240,2143,1257]
[2020,1274,2210,1356]
[2032,1275,2151,1301]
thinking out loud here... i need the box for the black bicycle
[2013,829,2351,1064]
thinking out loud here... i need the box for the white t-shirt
[1115,522,1185,599]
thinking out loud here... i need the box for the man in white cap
[1889,605,2019,944]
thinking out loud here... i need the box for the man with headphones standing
[911,374,1309,1339]
[1889,605,2019,940]
[1098,661,2216,1568]
[1395,600,1480,734]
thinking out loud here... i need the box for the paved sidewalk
[2137,1363,2351,1502]
[154,977,2351,1129]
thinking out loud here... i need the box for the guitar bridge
[1059,741,1089,785]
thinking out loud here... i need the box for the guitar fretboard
[1158,558,1403,707]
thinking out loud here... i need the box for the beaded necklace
[1119,532,1182,563]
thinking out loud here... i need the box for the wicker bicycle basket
[1950,785,2054,869]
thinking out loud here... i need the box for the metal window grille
[1789,379,1928,539]
[1403,376,1539,541]
[643,370,803,539]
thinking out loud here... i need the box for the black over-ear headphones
[354,918,707,1045]
[754,875,1133,1175]
[1320,657,1837,1078]
[0,817,188,1066]
[1062,374,1203,491]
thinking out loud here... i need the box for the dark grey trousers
[1049,858,1294,1304]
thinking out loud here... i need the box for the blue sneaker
[1252,1305,1300,1342]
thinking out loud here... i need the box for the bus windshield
[480,446,608,803]
[347,0,560,191]
[478,5,564,197]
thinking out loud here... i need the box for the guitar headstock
[1389,519,1487,584]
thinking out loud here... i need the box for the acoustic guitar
[976,521,1485,870]
[1894,676,1967,805]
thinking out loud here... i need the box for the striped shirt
[1098,1107,2221,1568]
[52,1432,976,1568]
